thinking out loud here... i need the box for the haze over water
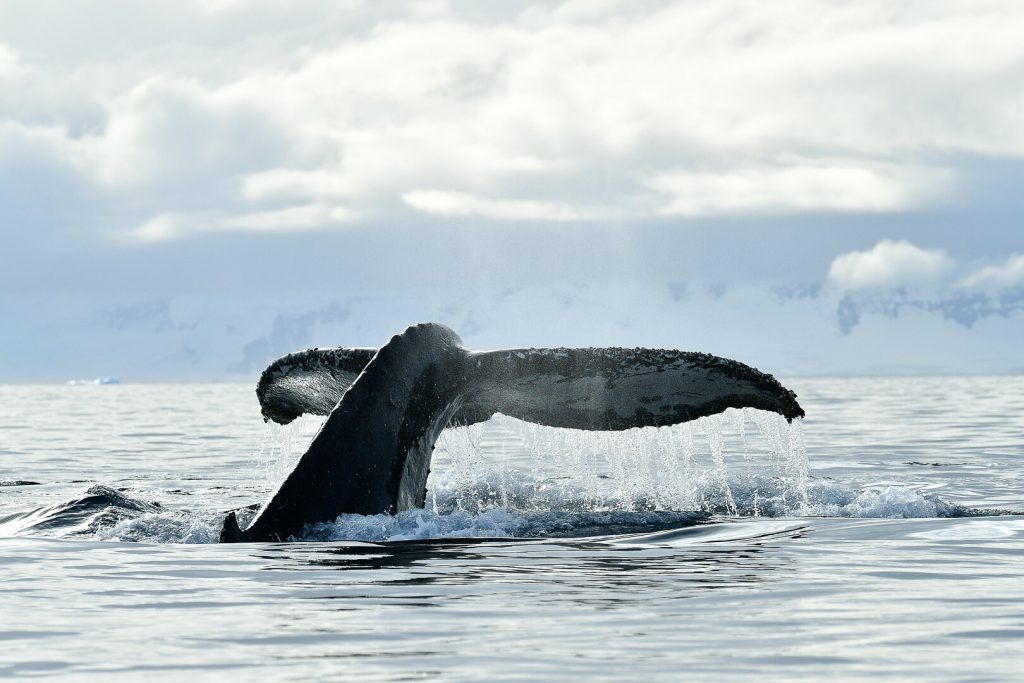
[1,376,1022,680]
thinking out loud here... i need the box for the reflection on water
[263,521,806,596]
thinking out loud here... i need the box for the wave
[0,473,988,545]
[0,485,162,537]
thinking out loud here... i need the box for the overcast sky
[2,0,1023,381]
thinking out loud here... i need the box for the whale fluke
[256,343,804,428]
[256,347,377,425]
[224,323,803,542]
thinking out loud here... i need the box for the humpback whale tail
[224,323,803,542]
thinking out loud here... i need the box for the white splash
[86,410,967,544]
[431,409,811,517]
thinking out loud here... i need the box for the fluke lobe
[221,323,804,542]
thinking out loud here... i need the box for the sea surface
[1,376,1023,681]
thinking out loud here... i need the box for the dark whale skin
[225,324,465,542]
[223,323,804,542]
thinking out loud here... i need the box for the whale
[221,322,804,542]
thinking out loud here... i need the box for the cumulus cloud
[2,1,1024,239]
[960,254,1024,290]
[824,244,1024,334]
[827,239,954,291]
[73,78,291,192]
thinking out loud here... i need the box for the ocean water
[1,376,1022,680]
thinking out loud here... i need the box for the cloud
[3,1,1024,241]
[827,239,954,292]
[131,204,355,242]
[0,43,17,75]
[960,253,1024,290]
[647,162,950,216]
[133,214,184,243]
[72,78,291,192]
[220,204,355,232]
[825,246,1024,334]
[5,3,1024,381]
[0,120,89,217]
[241,169,350,203]
[403,190,593,221]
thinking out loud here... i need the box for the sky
[2,0,1023,382]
